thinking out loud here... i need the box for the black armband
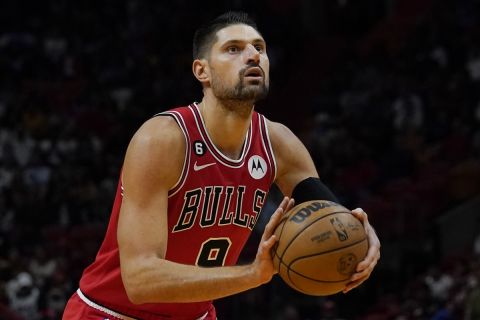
[291,177,339,204]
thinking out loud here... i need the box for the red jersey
[79,103,277,319]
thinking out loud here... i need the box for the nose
[244,44,260,65]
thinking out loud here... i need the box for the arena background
[1,0,480,319]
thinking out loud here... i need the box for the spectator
[28,246,56,287]
[424,267,454,302]
[465,284,480,320]
[5,272,40,320]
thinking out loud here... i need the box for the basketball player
[63,12,380,320]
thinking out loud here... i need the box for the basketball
[272,200,368,296]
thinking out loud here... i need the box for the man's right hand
[251,197,295,285]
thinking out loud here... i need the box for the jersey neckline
[190,102,253,168]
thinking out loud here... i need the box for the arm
[117,116,293,304]
[268,121,319,197]
[267,119,380,293]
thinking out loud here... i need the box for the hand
[344,208,381,294]
[251,197,295,285]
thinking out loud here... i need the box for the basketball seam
[288,236,368,266]
[288,269,350,283]
[286,238,368,289]
[282,238,367,283]
[274,215,290,275]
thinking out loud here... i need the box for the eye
[227,46,239,54]
[254,45,264,53]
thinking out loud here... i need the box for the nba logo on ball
[248,155,267,179]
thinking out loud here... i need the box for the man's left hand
[344,208,381,294]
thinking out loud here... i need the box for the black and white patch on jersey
[248,155,267,180]
[193,140,207,156]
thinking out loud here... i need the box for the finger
[351,208,368,223]
[262,197,294,242]
[351,255,378,281]
[345,265,377,293]
[355,243,375,272]
[261,235,279,274]
[278,197,290,212]
[262,208,284,242]
[356,226,381,271]
[262,199,289,240]
[285,198,295,213]
[262,235,277,250]
[355,242,377,271]
[258,235,278,261]
[356,244,379,271]
[343,276,368,293]
[270,197,289,221]
[275,197,293,221]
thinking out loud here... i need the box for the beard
[210,66,269,102]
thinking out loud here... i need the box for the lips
[244,67,263,78]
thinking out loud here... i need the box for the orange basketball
[272,200,368,296]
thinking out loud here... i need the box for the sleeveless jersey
[79,103,277,319]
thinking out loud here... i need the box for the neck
[198,93,254,160]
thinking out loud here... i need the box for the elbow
[121,264,149,305]
[122,274,145,305]
[120,254,171,304]
[125,289,144,305]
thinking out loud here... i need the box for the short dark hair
[193,11,260,59]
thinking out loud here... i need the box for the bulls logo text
[173,186,267,232]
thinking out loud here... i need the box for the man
[63,11,380,320]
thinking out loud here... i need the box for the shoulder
[265,119,302,158]
[264,118,318,193]
[131,115,184,148]
[123,116,186,190]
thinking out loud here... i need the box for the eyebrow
[221,38,266,46]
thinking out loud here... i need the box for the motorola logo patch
[248,155,267,180]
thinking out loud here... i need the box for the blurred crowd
[1,0,480,319]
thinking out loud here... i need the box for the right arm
[117,116,292,304]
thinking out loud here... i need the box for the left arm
[267,119,380,293]
[267,121,318,197]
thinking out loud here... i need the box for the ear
[192,59,210,85]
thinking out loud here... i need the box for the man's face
[207,24,270,102]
